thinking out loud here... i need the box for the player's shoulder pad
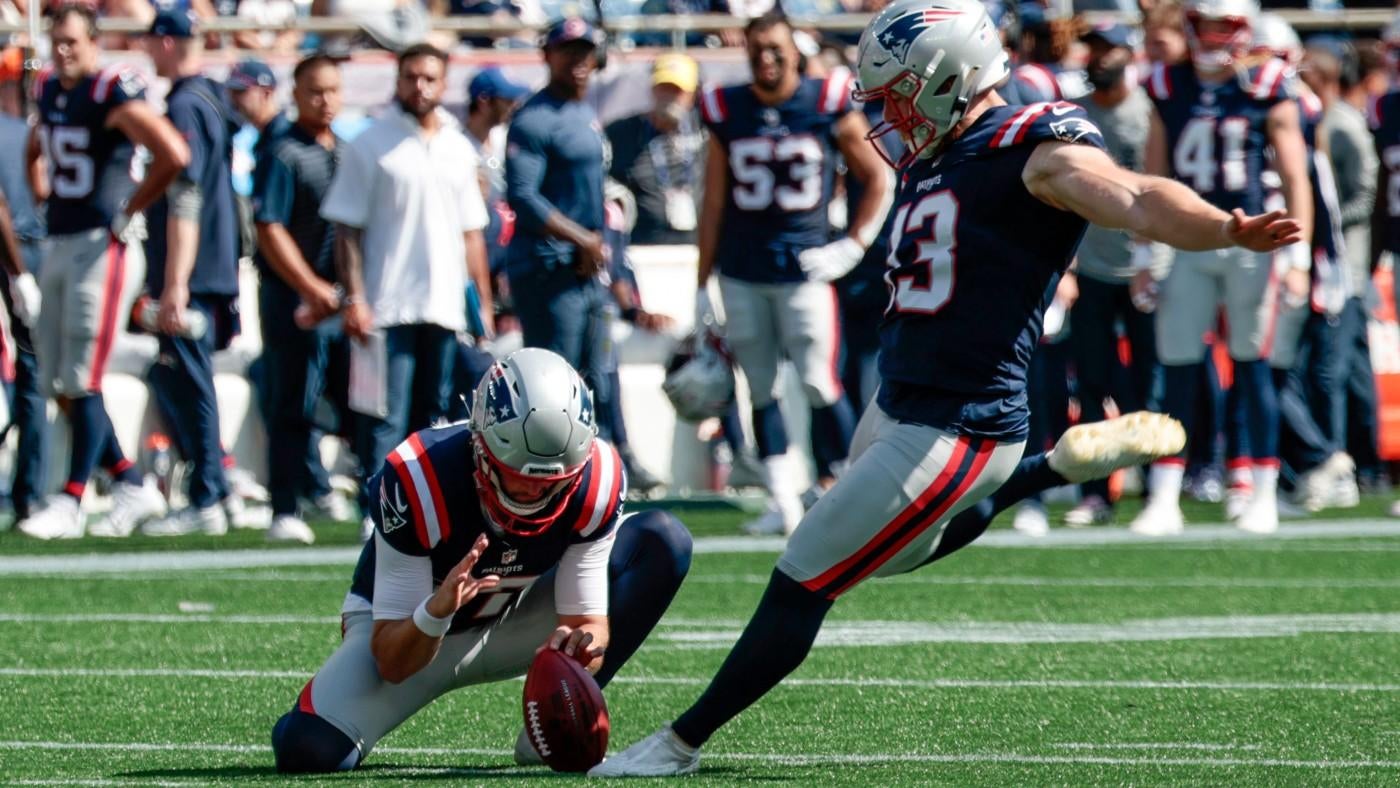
[816,67,856,116]
[31,65,55,103]
[566,438,627,542]
[383,430,455,552]
[1143,61,1183,101]
[1242,57,1292,104]
[983,102,1105,152]
[1298,89,1323,122]
[92,63,146,105]
[1013,63,1062,103]
[697,82,734,127]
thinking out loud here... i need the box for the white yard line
[1,667,1396,693]
[0,740,1394,770]
[687,574,1400,589]
[1051,742,1262,751]
[1,520,1398,577]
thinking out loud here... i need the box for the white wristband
[412,598,453,638]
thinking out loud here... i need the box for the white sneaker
[1293,453,1353,512]
[1129,500,1185,537]
[17,496,84,540]
[1047,412,1186,484]
[1236,494,1279,535]
[308,491,356,523]
[90,479,168,538]
[1225,483,1253,522]
[587,724,700,777]
[741,506,788,536]
[224,465,269,502]
[143,504,228,537]
[1012,501,1049,537]
[267,515,316,544]
[223,495,271,530]
[512,726,543,766]
[359,516,375,543]
[1063,495,1113,528]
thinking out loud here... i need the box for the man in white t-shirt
[320,42,493,521]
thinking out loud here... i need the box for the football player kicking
[269,350,693,772]
[591,0,1301,776]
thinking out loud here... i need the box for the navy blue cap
[228,59,276,91]
[544,16,600,50]
[469,66,529,103]
[1081,21,1136,49]
[149,8,198,39]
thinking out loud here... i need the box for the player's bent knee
[271,709,361,773]
[626,510,693,580]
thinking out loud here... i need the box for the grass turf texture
[0,501,1397,785]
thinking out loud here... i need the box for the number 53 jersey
[699,71,856,283]
[34,65,144,236]
[876,102,1104,442]
[1146,59,1292,215]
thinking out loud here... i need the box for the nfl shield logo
[501,548,518,564]
[761,108,780,128]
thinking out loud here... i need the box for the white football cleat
[1012,501,1049,537]
[740,506,788,536]
[224,465,269,502]
[1128,499,1185,537]
[587,724,700,777]
[1235,495,1279,535]
[1063,495,1112,528]
[143,504,228,537]
[267,515,316,545]
[224,495,271,530]
[1047,412,1186,484]
[17,496,85,540]
[90,479,168,538]
[308,491,357,523]
[512,726,544,766]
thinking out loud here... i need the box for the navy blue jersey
[699,70,855,283]
[1146,59,1291,215]
[1011,62,1063,103]
[876,102,1106,441]
[33,64,144,236]
[349,423,626,633]
[144,76,240,298]
[1372,90,1400,255]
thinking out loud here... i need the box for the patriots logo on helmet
[483,367,519,427]
[577,385,594,428]
[876,8,964,65]
[1049,117,1102,144]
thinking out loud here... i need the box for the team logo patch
[501,547,518,564]
[483,367,519,427]
[379,480,409,534]
[761,108,781,128]
[876,8,964,65]
[578,385,594,429]
[1049,117,1102,144]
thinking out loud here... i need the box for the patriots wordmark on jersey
[876,101,1106,442]
[34,64,145,236]
[348,422,626,632]
[698,72,856,283]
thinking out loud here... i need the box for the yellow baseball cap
[652,53,699,93]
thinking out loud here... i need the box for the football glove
[9,271,40,327]
[798,237,865,282]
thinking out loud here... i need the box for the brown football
[521,648,609,772]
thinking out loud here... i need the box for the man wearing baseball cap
[505,16,615,445]
[606,52,702,246]
[1061,19,1163,529]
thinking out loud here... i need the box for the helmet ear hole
[932,74,957,96]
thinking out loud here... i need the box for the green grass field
[1,499,1398,786]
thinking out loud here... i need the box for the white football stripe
[393,441,442,547]
[579,442,617,537]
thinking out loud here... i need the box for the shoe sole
[1050,413,1186,484]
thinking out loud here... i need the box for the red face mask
[472,434,585,537]
[855,73,943,169]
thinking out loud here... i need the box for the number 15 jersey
[34,65,144,236]
[699,71,856,283]
[877,102,1105,442]
[1146,59,1292,215]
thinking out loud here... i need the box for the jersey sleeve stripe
[408,433,452,545]
[570,442,605,533]
[92,65,121,102]
[700,86,727,124]
[579,441,620,537]
[392,442,434,551]
[820,67,853,114]
[1016,65,1059,100]
[989,103,1040,148]
[1253,60,1285,101]
[990,103,1049,148]
[31,67,52,101]
[1148,63,1170,100]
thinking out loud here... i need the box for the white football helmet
[469,348,597,537]
[1183,0,1259,72]
[854,0,1009,167]
[1252,13,1300,65]
[663,325,735,423]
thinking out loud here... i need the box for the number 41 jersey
[1145,59,1292,215]
[877,102,1105,442]
[34,65,144,236]
[699,71,856,283]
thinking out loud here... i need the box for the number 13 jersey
[34,65,144,236]
[877,102,1104,442]
[1146,59,1291,215]
[698,71,856,283]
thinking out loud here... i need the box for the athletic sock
[671,569,832,748]
[810,398,855,479]
[64,395,111,499]
[751,401,788,458]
